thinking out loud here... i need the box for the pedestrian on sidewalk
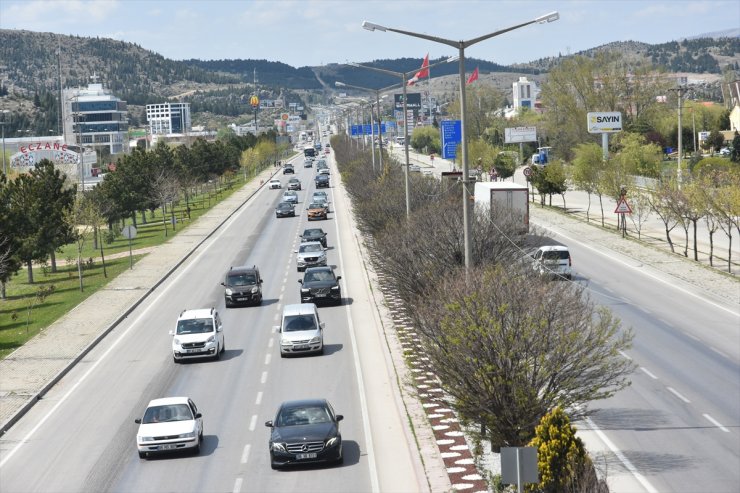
[492,168,498,182]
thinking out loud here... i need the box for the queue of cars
[140,151,345,468]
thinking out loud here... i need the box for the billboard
[504,126,537,143]
[394,93,422,110]
[587,111,622,133]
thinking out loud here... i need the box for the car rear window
[542,250,570,260]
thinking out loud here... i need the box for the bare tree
[150,169,181,237]
[413,266,634,448]
[646,181,679,253]
[628,187,653,240]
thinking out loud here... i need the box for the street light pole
[348,56,458,216]
[362,12,559,269]
[0,110,9,176]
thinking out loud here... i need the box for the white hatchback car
[170,308,225,362]
[269,179,282,189]
[135,397,203,458]
[276,303,324,357]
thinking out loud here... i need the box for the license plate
[236,297,247,301]
[185,349,200,353]
[159,444,177,450]
[297,452,317,460]
[293,344,309,350]
[315,293,326,298]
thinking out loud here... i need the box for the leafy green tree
[531,161,568,206]
[613,132,662,177]
[493,152,517,180]
[528,407,601,493]
[410,126,441,155]
[7,173,46,283]
[730,133,740,163]
[571,143,603,222]
[30,160,76,272]
[0,174,22,298]
[706,130,725,153]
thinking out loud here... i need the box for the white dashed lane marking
[640,367,658,379]
[666,387,691,403]
[233,478,242,493]
[241,444,251,463]
[260,371,268,384]
[248,415,257,431]
[703,414,730,433]
[264,354,271,365]
[255,391,263,405]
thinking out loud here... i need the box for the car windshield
[300,243,322,253]
[276,405,331,427]
[542,251,569,260]
[227,273,256,286]
[283,314,317,332]
[304,229,322,237]
[143,404,193,424]
[304,270,334,283]
[278,203,292,209]
[308,203,324,210]
[176,318,214,335]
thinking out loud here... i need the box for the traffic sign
[523,166,533,178]
[250,95,259,108]
[614,199,632,214]
[121,225,137,239]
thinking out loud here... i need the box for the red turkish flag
[408,53,429,86]
[466,66,479,85]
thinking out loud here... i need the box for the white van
[275,303,324,357]
[532,245,572,280]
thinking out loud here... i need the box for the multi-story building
[63,76,128,156]
[512,76,541,111]
[146,102,191,135]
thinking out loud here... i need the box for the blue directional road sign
[440,120,462,160]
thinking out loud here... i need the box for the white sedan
[135,397,204,458]
[269,179,282,189]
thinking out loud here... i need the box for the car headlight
[173,338,181,345]
[206,335,215,343]
[326,436,339,447]
[271,442,287,452]
[319,254,326,260]
[309,336,321,344]
[301,288,310,293]
[251,287,259,294]
[331,286,339,290]
[225,288,233,295]
[179,432,196,438]
[139,436,154,442]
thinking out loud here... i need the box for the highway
[390,146,739,491]
[0,147,427,492]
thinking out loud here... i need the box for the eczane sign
[587,111,622,133]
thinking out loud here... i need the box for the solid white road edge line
[331,174,380,493]
[582,415,659,493]
[0,188,265,468]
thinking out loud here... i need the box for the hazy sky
[1,0,738,67]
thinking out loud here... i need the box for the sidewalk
[389,147,740,277]
[0,167,280,432]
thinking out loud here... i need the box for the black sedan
[301,228,327,247]
[315,174,330,188]
[265,399,343,470]
[298,266,341,305]
[283,166,295,175]
[275,201,296,218]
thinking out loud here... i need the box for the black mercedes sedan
[265,399,343,469]
[275,201,295,218]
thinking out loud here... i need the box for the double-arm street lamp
[362,12,559,269]
[335,81,395,173]
[349,55,458,217]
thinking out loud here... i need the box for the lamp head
[362,21,387,32]
[445,55,460,63]
[335,81,346,87]
[536,11,559,23]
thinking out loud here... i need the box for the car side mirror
[320,322,326,329]
[323,247,327,251]
[336,276,342,281]
[194,413,202,419]
[265,420,274,428]
[169,330,175,336]
[259,279,263,284]
[336,415,344,422]
[220,282,225,286]
[294,250,298,253]
[297,280,303,284]
[273,325,280,333]
[135,418,142,424]
[217,325,223,332]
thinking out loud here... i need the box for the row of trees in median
[332,135,633,491]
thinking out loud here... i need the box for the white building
[146,102,192,135]
[512,76,540,111]
[63,76,129,156]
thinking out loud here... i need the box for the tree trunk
[1,281,6,300]
[561,193,566,211]
[692,219,698,261]
[100,239,108,278]
[131,213,138,227]
[586,192,591,223]
[728,224,732,273]
[141,210,147,225]
[664,225,675,253]
[26,261,34,284]
[93,225,98,250]
[682,224,689,257]
[708,230,714,267]
[50,250,57,273]
[77,249,83,292]
[598,194,604,227]
[162,205,168,237]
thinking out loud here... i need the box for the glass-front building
[63,81,129,156]
[146,103,191,135]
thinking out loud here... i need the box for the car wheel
[225,299,233,308]
[335,453,343,465]
[215,344,221,361]
[193,436,201,455]
[221,339,226,353]
[138,451,146,459]
[173,356,180,364]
